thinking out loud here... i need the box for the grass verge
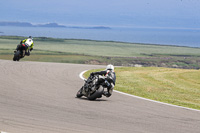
[84,67,200,110]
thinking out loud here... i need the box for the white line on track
[79,70,88,80]
[79,70,200,112]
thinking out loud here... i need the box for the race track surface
[0,59,200,133]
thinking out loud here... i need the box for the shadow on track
[75,97,108,102]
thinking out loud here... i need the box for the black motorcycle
[13,43,29,61]
[76,74,111,100]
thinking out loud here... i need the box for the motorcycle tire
[76,87,83,98]
[13,51,20,61]
[87,86,104,100]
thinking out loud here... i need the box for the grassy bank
[85,67,200,110]
[0,36,200,69]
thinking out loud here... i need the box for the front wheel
[76,87,83,98]
[13,51,20,61]
[13,57,16,61]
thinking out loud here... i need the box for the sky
[0,0,200,29]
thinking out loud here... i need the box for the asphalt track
[0,59,200,133]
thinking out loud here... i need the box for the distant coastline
[0,21,111,30]
[0,24,199,48]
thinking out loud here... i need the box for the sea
[0,26,200,48]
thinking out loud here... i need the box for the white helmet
[25,38,33,47]
[106,64,114,71]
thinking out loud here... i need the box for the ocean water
[0,26,200,48]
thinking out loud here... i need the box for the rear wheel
[87,86,104,100]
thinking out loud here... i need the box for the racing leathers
[16,38,34,56]
[91,70,116,97]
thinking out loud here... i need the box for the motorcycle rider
[15,36,34,56]
[90,64,116,97]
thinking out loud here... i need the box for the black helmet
[29,36,32,39]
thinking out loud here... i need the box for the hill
[0,21,111,29]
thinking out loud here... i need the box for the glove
[30,48,33,51]
[90,72,94,76]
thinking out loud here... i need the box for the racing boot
[25,50,30,56]
[103,91,111,97]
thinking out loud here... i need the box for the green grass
[0,36,200,69]
[85,67,200,110]
[1,36,200,57]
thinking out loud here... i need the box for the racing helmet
[106,64,114,71]
[28,36,33,40]
[25,38,33,47]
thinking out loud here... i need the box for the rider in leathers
[91,64,116,97]
[15,36,34,56]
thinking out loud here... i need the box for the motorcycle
[76,74,111,100]
[13,43,29,61]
